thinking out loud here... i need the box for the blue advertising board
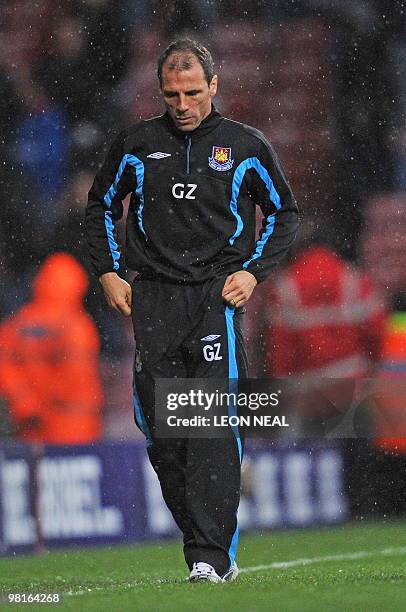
[0,441,347,556]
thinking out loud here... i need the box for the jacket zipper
[185,135,192,175]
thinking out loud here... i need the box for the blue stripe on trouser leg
[225,305,243,567]
[132,378,152,448]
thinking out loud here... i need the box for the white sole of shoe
[189,576,222,583]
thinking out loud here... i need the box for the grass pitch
[1,521,405,611]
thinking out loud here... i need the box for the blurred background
[0,0,405,554]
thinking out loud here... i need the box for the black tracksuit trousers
[131,275,248,576]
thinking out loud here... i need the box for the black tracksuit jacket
[85,107,299,284]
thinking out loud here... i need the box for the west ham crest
[208,146,234,172]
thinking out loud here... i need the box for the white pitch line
[64,546,406,596]
[239,546,406,573]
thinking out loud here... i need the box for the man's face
[161,56,218,132]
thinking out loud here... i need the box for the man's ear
[209,75,218,97]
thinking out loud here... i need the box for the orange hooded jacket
[0,253,103,443]
[374,312,406,453]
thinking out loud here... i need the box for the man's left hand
[222,271,257,308]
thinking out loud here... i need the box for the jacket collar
[163,105,223,140]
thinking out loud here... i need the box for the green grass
[1,521,406,611]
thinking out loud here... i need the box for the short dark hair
[157,39,215,87]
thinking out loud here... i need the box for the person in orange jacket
[374,291,406,452]
[0,253,103,444]
[361,291,406,516]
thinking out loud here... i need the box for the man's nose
[176,94,188,114]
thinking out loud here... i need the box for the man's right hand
[99,272,132,316]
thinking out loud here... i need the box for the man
[86,39,299,582]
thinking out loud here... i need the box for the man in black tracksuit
[86,39,299,582]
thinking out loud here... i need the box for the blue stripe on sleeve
[243,213,276,269]
[228,162,249,245]
[104,210,121,271]
[103,154,147,269]
[228,157,281,247]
